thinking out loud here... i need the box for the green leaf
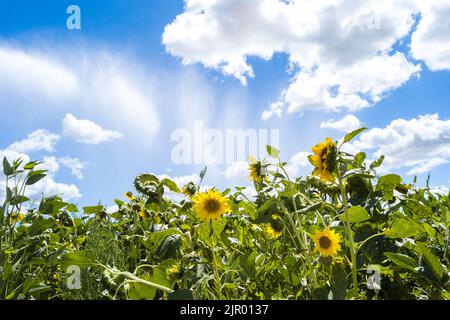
[370,155,385,169]
[384,252,419,272]
[343,127,367,144]
[3,157,13,176]
[128,276,157,300]
[414,243,445,280]
[354,152,366,167]
[384,218,420,239]
[60,250,95,269]
[198,219,225,246]
[330,266,347,300]
[161,178,181,193]
[154,234,181,261]
[26,172,47,185]
[339,206,370,223]
[83,205,104,215]
[10,195,29,206]
[266,145,280,159]
[65,204,79,212]
[376,174,402,200]
[199,166,207,181]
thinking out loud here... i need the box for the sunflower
[266,225,282,239]
[192,189,230,221]
[138,208,150,220]
[248,156,268,183]
[311,137,337,182]
[311,228,342,257]
[266,215,283,239]
[10,213,25,224]
[182,182,198,199]
[125,191,135,201]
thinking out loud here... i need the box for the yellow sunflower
[192,189,230,221]
[311,137,337,182]
[266,225,282,239]
[248,156,268,183]
[182,182,197,199]
[266,215,283,239]
[311,228,342,257]
[10,213,25,224]
[125,191,135,201]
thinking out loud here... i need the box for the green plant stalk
[118,272,173,293]
[210,236,225,299]
[278,164,319,289]
[338,177,358,292]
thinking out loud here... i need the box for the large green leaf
[3,157,13,176]
[384,218,420,239]
[376,174,402,200]
[161,178,181,193]
[330,266,347,300]
[384,252,418,272]
[339,206,370,223]
[266,145,280,159]
[60,250,96,269]
[414,243,446,280]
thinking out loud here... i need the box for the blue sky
[1,0,450,207]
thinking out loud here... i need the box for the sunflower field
[1,128,449,300]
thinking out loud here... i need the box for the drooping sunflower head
[138,208,150,220]
[182,182,198,199]
[311,137,338,182]
[266,215,284,239]
[10,213,25,224]
[192,189,230,221]
[311,228,342,257]
[248,156,269,183]
[125,191,135,201]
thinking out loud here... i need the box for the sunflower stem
[279,163,319,289]
[209,222,225,299]
[338,175,358,293]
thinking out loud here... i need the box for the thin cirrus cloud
[162,0,450,117]
[0,44,160,143]
[62,113,123,145]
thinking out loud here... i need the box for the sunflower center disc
[205,199,220,212]
[319,236,331,249]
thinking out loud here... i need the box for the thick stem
[338,177,358,292]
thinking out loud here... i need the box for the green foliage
[1,129,450,300]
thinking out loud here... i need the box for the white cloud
[163,0,426,113]
[285,151,310,177]
[1,131,81,202]
[40,156,60,175]
[8,129,60,153]
[320,115,362,132]
[411,1,450,71]
[345,114,450,175]
[58,157,85,180]
[62,113,123,144]
[224,161,249,179]
[261,101,283,121]
[26,177,82,201]
[0,46,79,101]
